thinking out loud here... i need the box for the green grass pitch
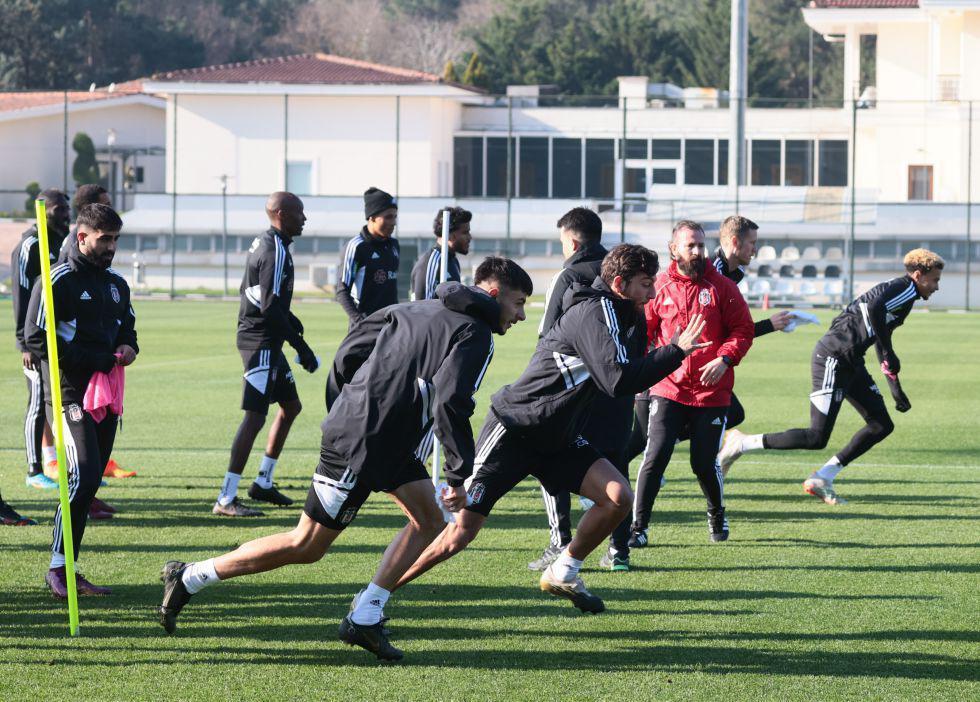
[0,300,978,701]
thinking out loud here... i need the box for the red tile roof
[151,53,454,86]
[808,1,918,8]
[0,80,145,114]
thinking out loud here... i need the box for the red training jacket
[645,260,754,407]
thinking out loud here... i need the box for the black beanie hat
[364,187,397,219]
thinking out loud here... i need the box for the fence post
[967,100,973,311]
[169,93,178,299]
[620,95,627,243]
[63,91,69,192]
[847,94,857,302]
[505,94,512,256]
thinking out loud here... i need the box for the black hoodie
[491,277,685,452]
[322,282,498,489]
[711,246,774,337]
[11,225,66,352]
[24,244,138,406]
[538,242,608,336]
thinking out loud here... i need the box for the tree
[460,52,487,88]
[72,132,101,188]
[24,181,40,212]
[442,59,459,83]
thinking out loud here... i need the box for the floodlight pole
[967,101,973,311]
[221,174,229,296]
[729,0,748,212]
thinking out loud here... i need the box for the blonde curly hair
[903,248,945,274]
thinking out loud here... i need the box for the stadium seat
[757,264,773,278]
[781,246,801,262]
[752,278,772,296]
[756,245,777,262]
[802,264,818,278]
[825,264,841,278]
[801,246,822,261]
[801,281,819,296]
[779,264,795,278]
[824,279,844,296]
[825,246,844,261]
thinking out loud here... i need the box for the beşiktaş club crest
[468,482,485,504]
[373,269,388,285]
[67,404,83,422]
[698,289,712,307]
[109,283,120,304]
[339,508,357,525]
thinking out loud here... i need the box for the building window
[652,139,681,160]
[552,138,582,198]
[785,140,814,186]
[621,138,648,159]
[487,137,514,197]
[684,139,714,185]
[908,165,933,201]
[717,140,728,185]
[518,137,549,197]
[751,140,780,186]
[652,168,677,185]
[453,137,483,197]
[625,168,647,193]
[286,161,313,195]
[585,139,615,198]
[818,140,848,186]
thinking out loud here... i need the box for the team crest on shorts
[573,435,589,448]
[698,289,712,307]
[834,389,845,403]
[373,269,388,285]
[109,283,120,304]
[339,508,357,525]
[468,482,486,504]
[67,404,83,422]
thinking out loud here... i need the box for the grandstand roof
[0,81,146,114]
[151,53,466,87]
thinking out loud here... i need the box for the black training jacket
[323,283,498,488]
[24,245,138,405]
[336,227,400,324]
[712,247,774,338]
[538,242,608,337]
[236,228,307,353]
[11,225,65,352]
[491,277,686,452]
[411,245,460,301]
[819,275,920,367]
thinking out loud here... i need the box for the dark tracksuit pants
[48,403,117,561]
[631,396,728,532]
[762,343,894,466]
[24,365,46,475]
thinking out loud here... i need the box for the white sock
[50,553,67,569]
[551,549,584,582]
[43,446,57,463]
[351,582,390,626]
[218,472,241,506]
[741,434,765,452]
[181,559,220,594]
[815,456,844,484]
[255,455,277,489]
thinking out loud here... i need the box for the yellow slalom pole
[35,200,80,636]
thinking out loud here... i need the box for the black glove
[886,376,911,413]
[294,339,318,374]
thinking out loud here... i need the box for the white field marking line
[729,459,980,471]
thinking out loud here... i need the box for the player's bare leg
[392,509,487,591]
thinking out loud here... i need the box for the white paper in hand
[294,354,321,372]
[781,310,820,333]
[435,480,472,524]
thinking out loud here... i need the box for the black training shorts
[239,347,298,414]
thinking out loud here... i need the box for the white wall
[877,21,930,102]
[0,100,164,212]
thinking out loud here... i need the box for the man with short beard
[25,204,138,596]
[630,221,754,545]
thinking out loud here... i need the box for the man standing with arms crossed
[336,187,399,330]
[630,221,754,546]
[719,249,943,505]
[411,206,472,301]
[25,204,137,596]
[213,192,319,517]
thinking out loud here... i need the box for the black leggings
[627,393,744,464]
[763,347,893,466]
[24,367,46,475]
[632,397,728,532]
[48,405,117,560]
